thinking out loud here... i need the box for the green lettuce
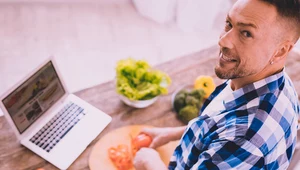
[116,58,171,100]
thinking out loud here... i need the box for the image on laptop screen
[2,61,65,133]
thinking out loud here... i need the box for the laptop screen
[2,61,65,134]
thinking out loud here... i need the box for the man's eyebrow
[227,14,258,29]
[237,22,258,29]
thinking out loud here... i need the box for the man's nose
[218,31,234,49]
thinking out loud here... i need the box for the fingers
[133,148,157,170]
[149,138,158,148]
[134,148,167,170]
[133,150,146,170]
[140,128,159,148]
[140,128,155,136]
[140,127,167,149]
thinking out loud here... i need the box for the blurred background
[0,0,231,102]
[0,0,299,97]
[1,2,300,106]
[0,0,300,169]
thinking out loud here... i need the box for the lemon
[194,76,215,98]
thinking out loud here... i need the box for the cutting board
[89,125,179,170]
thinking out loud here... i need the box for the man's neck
[230,66,284,91]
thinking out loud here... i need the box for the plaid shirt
[169,71,300,170]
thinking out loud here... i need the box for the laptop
[0,58,112,169]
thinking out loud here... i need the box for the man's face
[215,0,280,80]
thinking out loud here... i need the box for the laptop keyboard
[29,102,86,152]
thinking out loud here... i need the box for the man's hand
[140,126,186,148]
[133,148,167,170]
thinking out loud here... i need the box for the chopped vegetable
[108,144,133,170]
[116,58,171,100]
[107,133,152,169]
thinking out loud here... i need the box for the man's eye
[241,31,252,38]
[225,21,232,31]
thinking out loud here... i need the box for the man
[133,0,300,169]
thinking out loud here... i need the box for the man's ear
[272,41,294,63]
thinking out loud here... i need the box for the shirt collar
[201,69,285,113]
[223,70,285,110]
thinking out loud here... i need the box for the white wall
[0,0,130,3]
[0,1,230,116]
[295,41,300,53]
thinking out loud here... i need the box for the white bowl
[118,94,158,108]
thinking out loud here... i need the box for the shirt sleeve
[191,137,265,170]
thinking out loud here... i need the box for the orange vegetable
[107,133,152,170]
[108,144,133,170]
[131,133,152,155]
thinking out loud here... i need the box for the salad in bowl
[115,58,171,108]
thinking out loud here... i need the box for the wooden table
[1,45,300,170]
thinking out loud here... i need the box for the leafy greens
[116,58,171,100]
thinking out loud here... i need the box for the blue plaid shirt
[169,71,300,170]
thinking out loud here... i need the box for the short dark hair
[261,0,300,41]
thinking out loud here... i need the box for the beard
[215,65,247,79]
[215,48,255,79]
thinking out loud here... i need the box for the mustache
[220,48,237,58]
